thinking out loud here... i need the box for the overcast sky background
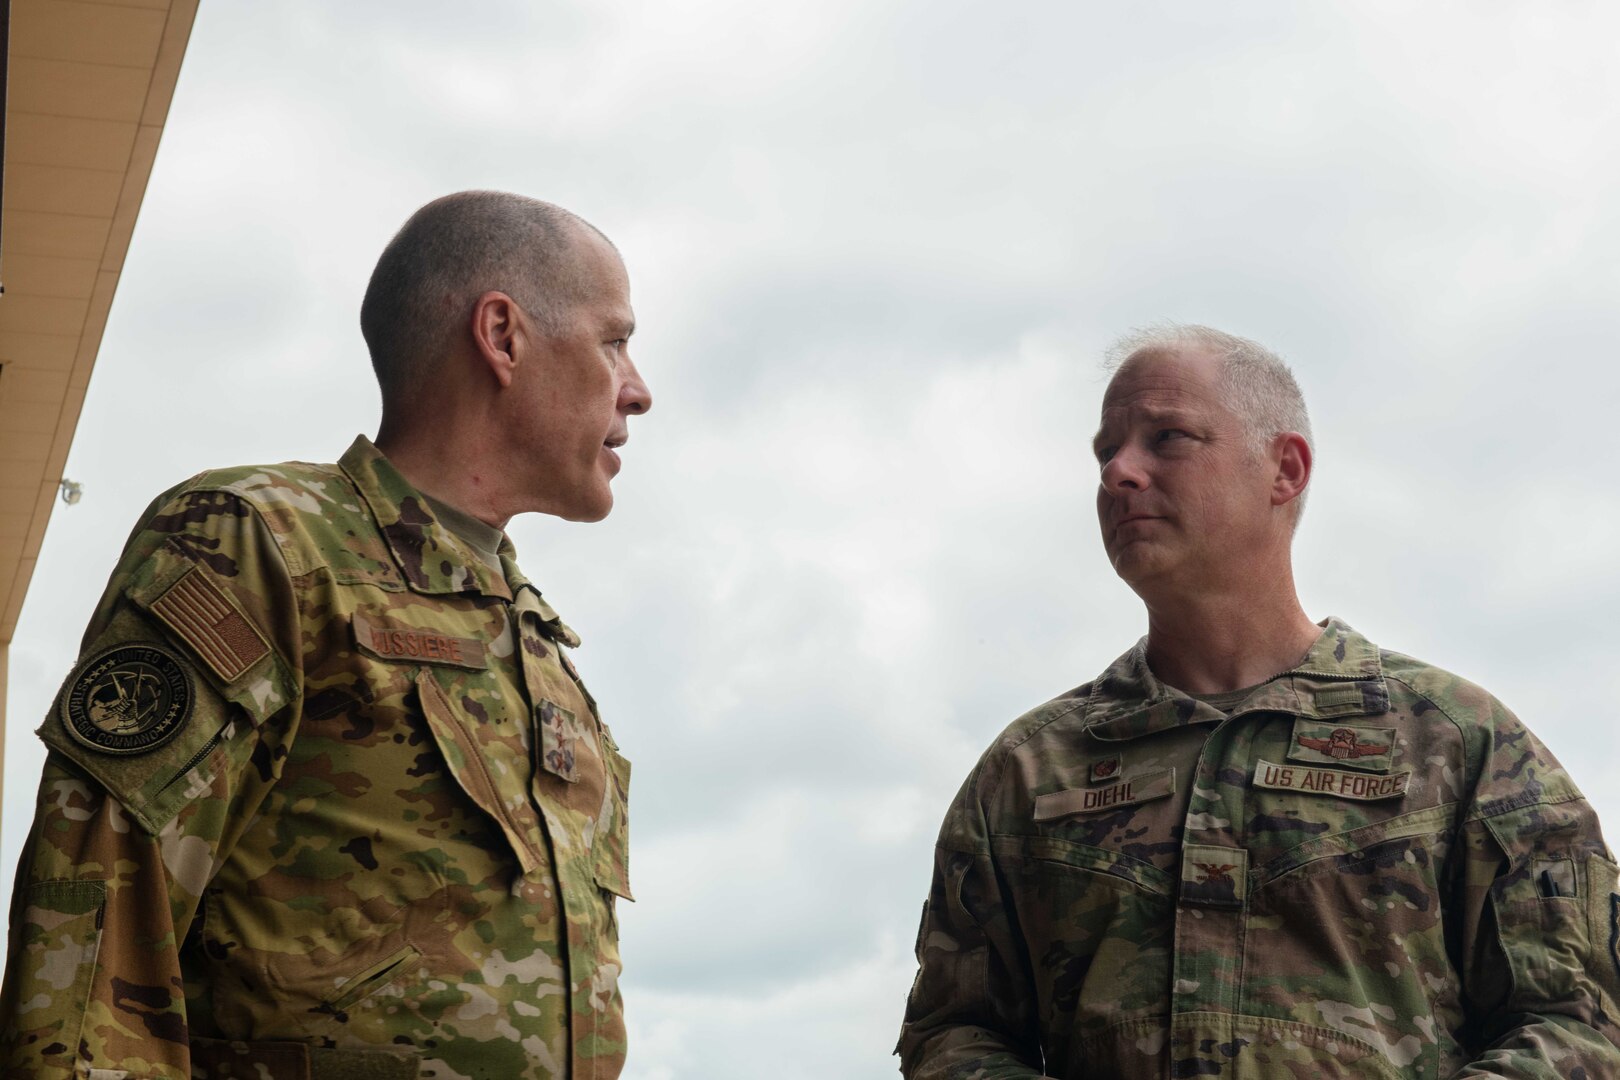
[6,2,1620,1077]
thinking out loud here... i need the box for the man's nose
[619,355,652,415]
[1100,445,1147,494]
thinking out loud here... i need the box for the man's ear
[1271,432,1311,508]
[469,291,527,388]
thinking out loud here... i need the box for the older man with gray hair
[0,191,650,1079]
[897,324,1620,1078]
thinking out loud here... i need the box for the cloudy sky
[6,2,1620,1077]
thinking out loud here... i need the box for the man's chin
[1109,547,1168,588]
[561,489,614,523]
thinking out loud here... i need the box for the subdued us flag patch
[149,566,271,683]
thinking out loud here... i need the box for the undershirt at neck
[1187,683,1266,717]
[421,492,505,579]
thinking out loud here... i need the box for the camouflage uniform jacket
[898,620,1620,1079]
[0,436,633,1080]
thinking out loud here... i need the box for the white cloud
[5,3,1619,1078]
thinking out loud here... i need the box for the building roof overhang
[0,0,198,643]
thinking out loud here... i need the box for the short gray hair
[1104,322,1312,520]
[360,191,609,406]
[1104,322,1313,455]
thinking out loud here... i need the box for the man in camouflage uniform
[0,191,651,1079]
[897,325,1620,1078]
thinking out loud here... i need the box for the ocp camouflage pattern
[898,620,1620,1078]
[0,436,632,1080]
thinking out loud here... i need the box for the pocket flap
[415,668,545,875]
[593,743,633,901]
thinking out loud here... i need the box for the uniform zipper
[156,727,227,794]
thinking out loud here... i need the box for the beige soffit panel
[0,0,200,645]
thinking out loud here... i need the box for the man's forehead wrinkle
[1099,386,1211,420]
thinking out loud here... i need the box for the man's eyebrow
[1092,407,1198,455]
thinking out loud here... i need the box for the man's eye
[1095,446,1116,465]
[1155,429,1187,443]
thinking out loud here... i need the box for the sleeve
[896,761,1049,1080]
[0,487,302,1080]
[1450,697,1620,1077]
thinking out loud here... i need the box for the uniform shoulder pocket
[38,620,255,836]
[1482,799,1592,1009]
[1586,855,1620,1019]
[127,561,295,724]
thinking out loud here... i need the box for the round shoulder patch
[60,643,194,755]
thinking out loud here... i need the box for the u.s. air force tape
[60,643,193,755]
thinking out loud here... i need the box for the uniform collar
[339,435,513,600]
[1083,617,1388,742]
[498,543,581,647]
[337,437,583,644]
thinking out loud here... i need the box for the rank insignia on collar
[1089,756,1123,784]
[61,643,193,755]
[1287,718,1395,773]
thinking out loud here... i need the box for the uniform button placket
[1171,732,1248,1022]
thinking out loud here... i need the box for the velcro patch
[61,643,193,755]
[1181,844,1247,907]
[1034,768,1175,821]
[1287,718,1395,772]
[1254,758,1410,801]
[353,612,486,670]
[149,567,271,684]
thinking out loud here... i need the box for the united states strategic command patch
[60,643,193,754]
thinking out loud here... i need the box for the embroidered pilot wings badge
[1298,728,1388,759]
[1287,719,1396,773]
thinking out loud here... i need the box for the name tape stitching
[1254,758,1410,800]
[1034,767,1176,821]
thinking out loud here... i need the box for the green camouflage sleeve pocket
[3,879,106,1078]
[1587,855,1620,1019]
[900,851,990,1035]
[1482,800,1596,1015]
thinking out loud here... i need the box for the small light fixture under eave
[60,480,83,506]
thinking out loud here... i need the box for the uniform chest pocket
[593,736,633,901]
[414,668,547,875]
[1251,803,1455,891]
